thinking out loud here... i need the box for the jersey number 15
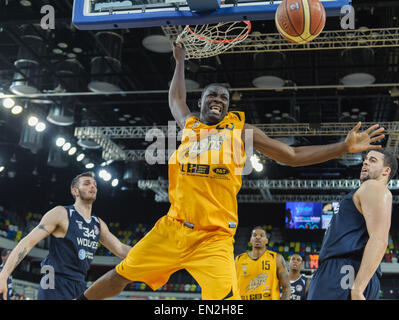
[262,260,270,270]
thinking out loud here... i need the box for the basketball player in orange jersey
[236,226,291,300]
[77,41,385,300]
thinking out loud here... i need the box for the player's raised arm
[0,206,65,299]
[243,122,385,167]
[169,41,194,129]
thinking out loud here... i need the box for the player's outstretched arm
[98,219,132,259]
[276,254,291,300]
[169,41,194,130]
[351,180,392,300]
[244,122,385,167]
[0,206,64,300]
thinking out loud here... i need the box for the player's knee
[110,268,131,286]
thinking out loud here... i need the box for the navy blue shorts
[38,275,87,300]
[307,257,380,300]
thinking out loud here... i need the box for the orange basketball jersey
[235,250,280,300]
[167,111,246,236]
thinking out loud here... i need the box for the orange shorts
[115,215,240,300]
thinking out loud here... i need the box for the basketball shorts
[115,215,240,300]
[307,257,381,300]
[38,274,87,300]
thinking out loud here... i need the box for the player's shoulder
[41,205,69,224]
[182,112,200,128]
[358,179,391,196]
[49,205,69,216]
[228,111,245,122]
[301,274,308,281]
[267,249,278,258]
[235,252,248,262]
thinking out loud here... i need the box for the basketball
[275,0,326,44]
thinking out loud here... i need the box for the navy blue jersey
[318,189,382,275]
[40,205,101,282]
[0,264,12,300]
[290,274,308,300]
[320,190,368,260]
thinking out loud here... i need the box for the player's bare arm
[169,41,195,129]
[276,254,291,300]
[305,277,311,298]
[351,179,392,300]
[98,218,132,259]
[242,122,385,167]
[0,206,66,299]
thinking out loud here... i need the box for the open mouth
[209,104,222,116]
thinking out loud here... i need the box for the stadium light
[76,153,85,162]
[62,142,71,151]
[85,163,94,169]
[11,105,23,115]
[2,98,15,109]
[56,137,66,147]
[68,147,77,156]
[27,116,39,127]
[35,122,46,132]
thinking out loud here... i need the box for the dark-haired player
[0,172,131,300]
[308,149,397,300]
[289,253,310,300]
[236,226,291,300]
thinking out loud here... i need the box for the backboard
[73,0,351,30]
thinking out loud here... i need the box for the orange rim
[186,21,252,44]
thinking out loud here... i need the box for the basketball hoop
[176,21,252,60]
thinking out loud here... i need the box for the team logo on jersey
[192,121,200,129]
[296,284,303,292]
[94,224,100,235]
[181,133,226,159]
[75,220,83,230]
[78,249,86,260]
[247,273,268,292]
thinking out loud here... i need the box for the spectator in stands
[0,249,12,300]
[235,226,291,300]
[0,172,132,300]
[288,253,311,300]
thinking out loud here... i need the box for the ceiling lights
[2,98,15,109]
[142,35,173,53]
[340,48,376,86]
[88,32,124,93]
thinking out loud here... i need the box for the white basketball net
[176,21,252,60]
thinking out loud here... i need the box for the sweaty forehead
[203,85,229,96]
[366,151,384,161]
[79,177,96,185]
[291,254,302,261]
[252,229,266,236]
